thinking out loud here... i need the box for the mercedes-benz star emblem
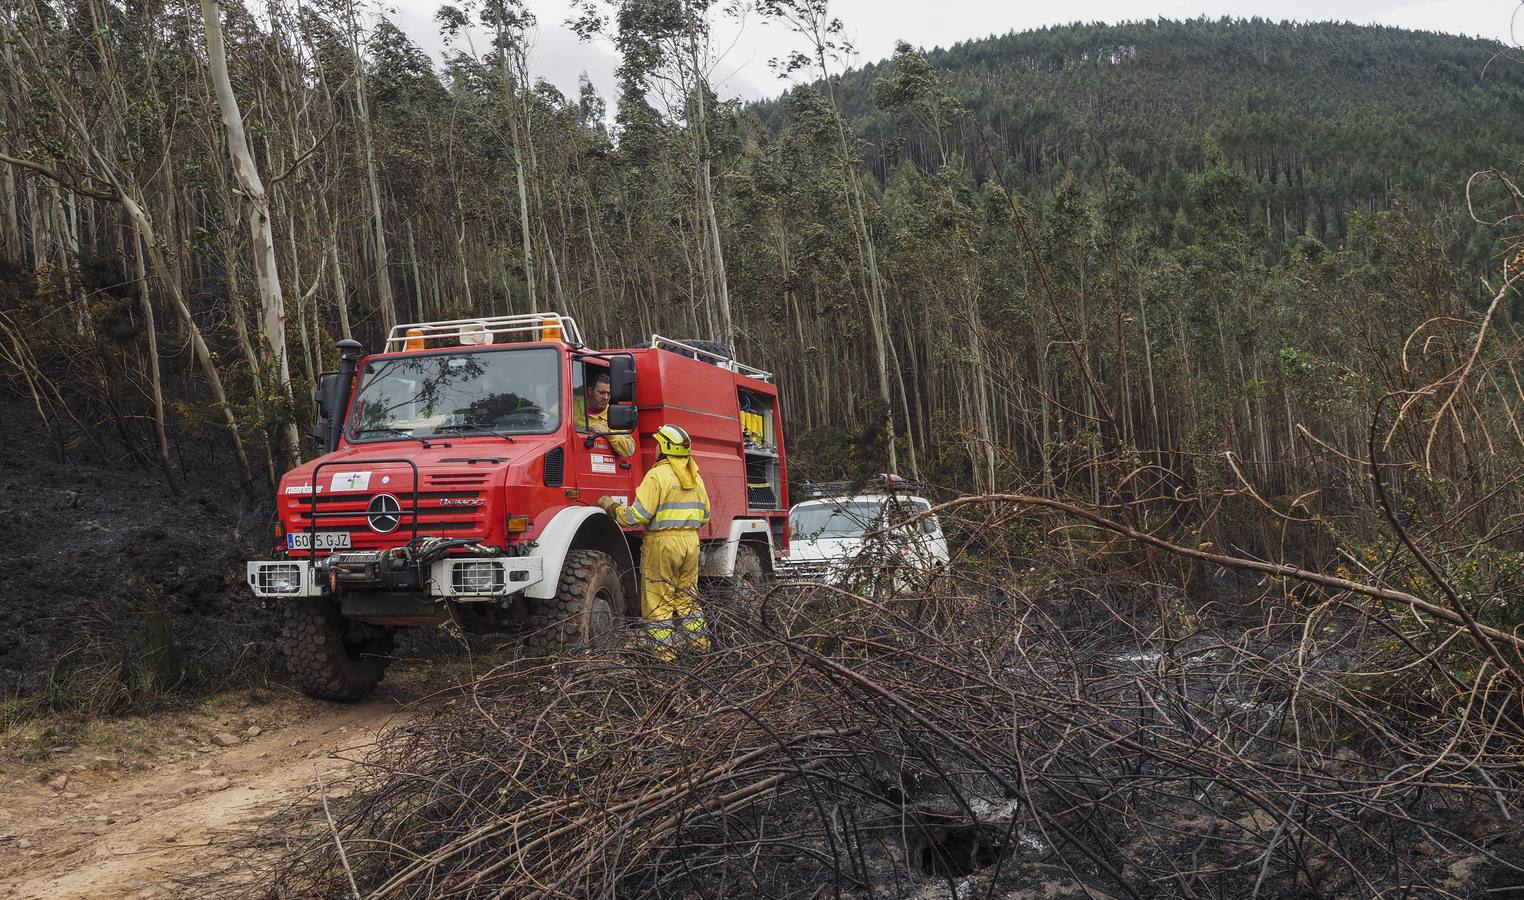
[367,493,402,533]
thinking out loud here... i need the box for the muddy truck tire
[524,549,626,656]
[281,600,395,700]
[732,542,765,592]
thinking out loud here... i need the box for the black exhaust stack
[315,339,364,453]
[328,339,363,452]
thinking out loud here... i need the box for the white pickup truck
[776,488,949,591]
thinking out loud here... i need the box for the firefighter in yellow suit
[598,424,710,659]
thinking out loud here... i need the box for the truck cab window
[347,348,561,440]
[572,362,587,430]
[576,360,635,457]
[576,362,624,432]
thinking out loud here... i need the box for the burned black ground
[0,399,276,703]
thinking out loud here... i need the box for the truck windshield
[346,347,561,442]
[790,499,933,539]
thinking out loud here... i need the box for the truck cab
[248,314,788,699]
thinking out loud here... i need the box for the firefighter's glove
[596,496,618,515]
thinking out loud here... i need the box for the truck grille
[775,559,835,582]
[427,472,489,488]
[285,488,490,553]
[542,448,564,486]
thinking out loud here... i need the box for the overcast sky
[383,0,1524,103]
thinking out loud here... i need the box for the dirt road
[0,659,478,899]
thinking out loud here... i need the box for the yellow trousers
[640,530,708,657]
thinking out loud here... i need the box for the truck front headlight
[251,563,303,595]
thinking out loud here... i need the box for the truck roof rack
[385,314,584,351]
[650,334,773,382]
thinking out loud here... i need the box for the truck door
[570,359,642,506]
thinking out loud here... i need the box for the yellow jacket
[581,401,635,457]
[612,458,710,532]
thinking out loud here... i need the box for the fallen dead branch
[256,575,1524,899]
[905,493,1524,657]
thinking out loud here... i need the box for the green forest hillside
[758,19,1524,264]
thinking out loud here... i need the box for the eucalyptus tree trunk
[117,182,253,488]
[287,222,317,394]
[511,137,536,313]
[493,20,537,313]
[25,178,42,268]
[1,162,19,263]
[406,220,424,320]
[131,220,176,490]
[682,16,734,349]
[201,0,301,467]
[807,32,899,473]
[43,182,90,335]
[0,39,19,263]
[315,191,352,340]
[1136,282,1161,459]
[345,0,397,331]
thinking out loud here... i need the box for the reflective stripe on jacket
[614,458,710,532]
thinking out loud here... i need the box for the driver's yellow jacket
[575,397,635,457]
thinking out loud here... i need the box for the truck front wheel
[281,600,394,701]
[525,549,626,655]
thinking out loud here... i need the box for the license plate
[287,531,351,550]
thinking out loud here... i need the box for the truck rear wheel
[732,543,766,592]
[281,600,394,701]
[525,549,626,655]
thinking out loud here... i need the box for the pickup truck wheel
[525,549,625,655]
[281,600,394,701]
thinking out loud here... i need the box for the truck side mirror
[607,404,638,432]
[316,372,338,420]
[609,355,636,405]
[311,372,339,446]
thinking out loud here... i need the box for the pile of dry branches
[262,569,1523,900]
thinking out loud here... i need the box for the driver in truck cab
[598,425,710,660]
[581,372,634,457]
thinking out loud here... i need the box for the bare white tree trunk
[1,162,20,263]
[201,0,302,465]
[683,20,734,348]
[131,220,175,488]
[346,0,397,331]
[406,219,424,320]
[494,21,537,314]
[119,184,253,486]
[315,191,352,340]
[44,181,90,335]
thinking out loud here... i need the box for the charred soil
[0,399,274,704]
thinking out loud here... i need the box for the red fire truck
[247,314,789,699]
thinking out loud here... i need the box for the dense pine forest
[3,4,1524,593]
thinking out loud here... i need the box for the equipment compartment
[740,390,781,510]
